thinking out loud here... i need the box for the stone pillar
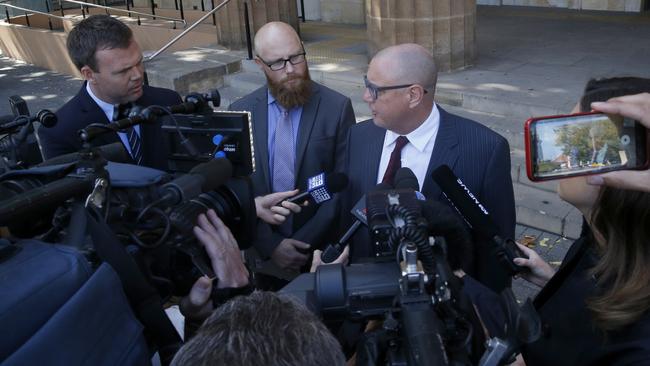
[366,0,476,71]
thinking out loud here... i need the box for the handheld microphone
[159,158,233,206]
[0,110,57,134]
[285,172,349,205]
[431,165,527,274]
[321,182,392,264]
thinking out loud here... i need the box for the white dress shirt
[376,103,440,190]
[85,82,141,157]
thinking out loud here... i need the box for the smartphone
[525,112,649,181]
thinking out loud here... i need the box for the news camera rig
[282,169,542,366]
[0,90,257,318]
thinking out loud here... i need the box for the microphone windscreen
[37,110,57,128]
[419,199,473,271]
[394,167,419,191]
[431,165,499,239]
[327,172,349,193]
[190,158,233,191]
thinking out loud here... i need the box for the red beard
[267,69,313,109]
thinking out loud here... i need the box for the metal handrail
[61,0,187,26]
[145,0,231,62]
[0,2,67,20]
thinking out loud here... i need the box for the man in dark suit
[343,43,515,292]
[230,22,355,282]
[38,15,181,170]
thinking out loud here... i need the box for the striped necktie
[114,103,143,165]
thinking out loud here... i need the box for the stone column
[366,0,476,71]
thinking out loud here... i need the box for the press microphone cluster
[321,169,418,263]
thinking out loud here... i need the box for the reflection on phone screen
[532,114,638,178]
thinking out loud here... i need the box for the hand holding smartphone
[525,112,649,181]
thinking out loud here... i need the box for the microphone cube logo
[307,173,331,204]
[310,187,331,203]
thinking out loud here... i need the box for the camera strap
[84,206,182,365]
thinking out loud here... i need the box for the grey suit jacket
[341,107,516,292]
[230,81,356,257]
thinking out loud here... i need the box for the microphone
[285,172,349,205]
[37,142,131,167]
[159,158,233,206]
[167,90,221,114]
[0,175,96,225]
[394,167,419,191]
[0,110,57,134]
[431,165,527,274]
[320,182,392,263]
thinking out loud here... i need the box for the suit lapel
[295,82,320,176]
[423,107,459,198]
[363,122,386,192]
[78,83,121,147]
[251,88,271,192]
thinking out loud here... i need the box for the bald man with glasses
[340,43,516,293]
[229,22,355,289]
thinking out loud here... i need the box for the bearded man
[229,22,355,288]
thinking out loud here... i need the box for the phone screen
[526,113,647,181]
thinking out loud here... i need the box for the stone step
[513,181,582,240]
[145,46,242,96]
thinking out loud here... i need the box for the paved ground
[0,57,81,115]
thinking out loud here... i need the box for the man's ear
[408,85,426,108]
[80,65,95,83]
[254,57,265,71]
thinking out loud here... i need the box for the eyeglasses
[258,52,307,71]
[364,76,427,101]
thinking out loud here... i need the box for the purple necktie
[272,107,295,235]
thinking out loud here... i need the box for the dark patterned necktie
[114,103,143,165]
[381,135,409,185]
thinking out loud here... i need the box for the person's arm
[587,93,650,192]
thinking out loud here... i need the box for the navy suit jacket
[230,81,356,257]
[523,236,650,366]
[38,83,182,170]
[341,107,516,292]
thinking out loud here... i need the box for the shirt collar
[384,103,440,152]
[86,82,117,121]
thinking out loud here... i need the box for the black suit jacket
[229,81,356,257]
[38,83,182,170]
[523,236,650,366]
[341,107,516,292]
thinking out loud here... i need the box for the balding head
[371,43,438,93]
[364,43,437,134]
[253,22,311,109]
[254,22,302,58]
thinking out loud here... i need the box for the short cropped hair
[171,291,346,366]
[66,14,133,71]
